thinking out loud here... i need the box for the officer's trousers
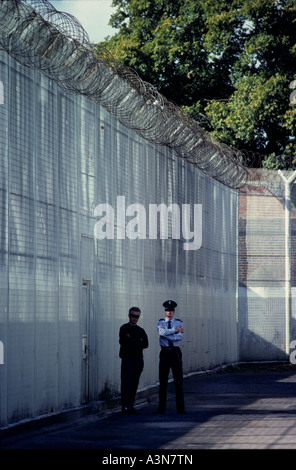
[158,347,185,413]
[121,357,144,410]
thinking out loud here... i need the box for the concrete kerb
[0,384,159,440]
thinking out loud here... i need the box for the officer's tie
[168,321,174,347]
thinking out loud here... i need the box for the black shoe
[154,409,166,414]
[128,408,139,415]
[121,408,129,415]
[177,410,187,414]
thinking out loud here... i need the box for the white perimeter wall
[0,51,238,428]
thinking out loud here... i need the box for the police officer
[155,300,186,414]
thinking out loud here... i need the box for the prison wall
[239,183,296,361]
[0,51,238,429]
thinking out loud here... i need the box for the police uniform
[155,300,186,414]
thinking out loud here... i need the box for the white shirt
[157,318,183,347]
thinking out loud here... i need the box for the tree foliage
[97,0,296,168]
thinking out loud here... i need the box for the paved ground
[2,363,296,455]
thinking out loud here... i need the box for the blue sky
[50,0,118,43]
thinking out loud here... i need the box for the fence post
[278,169,296,355]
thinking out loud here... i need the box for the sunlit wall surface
[239,179,296,361]
[0,52,238,428]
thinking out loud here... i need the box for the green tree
[202,0,296,166]
[97,0,296,167]
[98,0,232,108]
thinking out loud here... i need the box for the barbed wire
[23,0,91,44]
[0,0,291,192]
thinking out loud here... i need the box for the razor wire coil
[0,0,276,190]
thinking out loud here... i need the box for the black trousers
[158,347,185,413]
[121,357,144,410]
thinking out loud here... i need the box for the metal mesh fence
[0,49,238,428]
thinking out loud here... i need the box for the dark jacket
[119,323,149,359]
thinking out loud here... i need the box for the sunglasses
[129,313,140,319]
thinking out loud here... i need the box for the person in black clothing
[119,306,149,415]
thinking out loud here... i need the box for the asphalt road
[2,363,296,460]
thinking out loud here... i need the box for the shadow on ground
[2,363,296,450]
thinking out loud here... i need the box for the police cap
[163,300,177,311]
